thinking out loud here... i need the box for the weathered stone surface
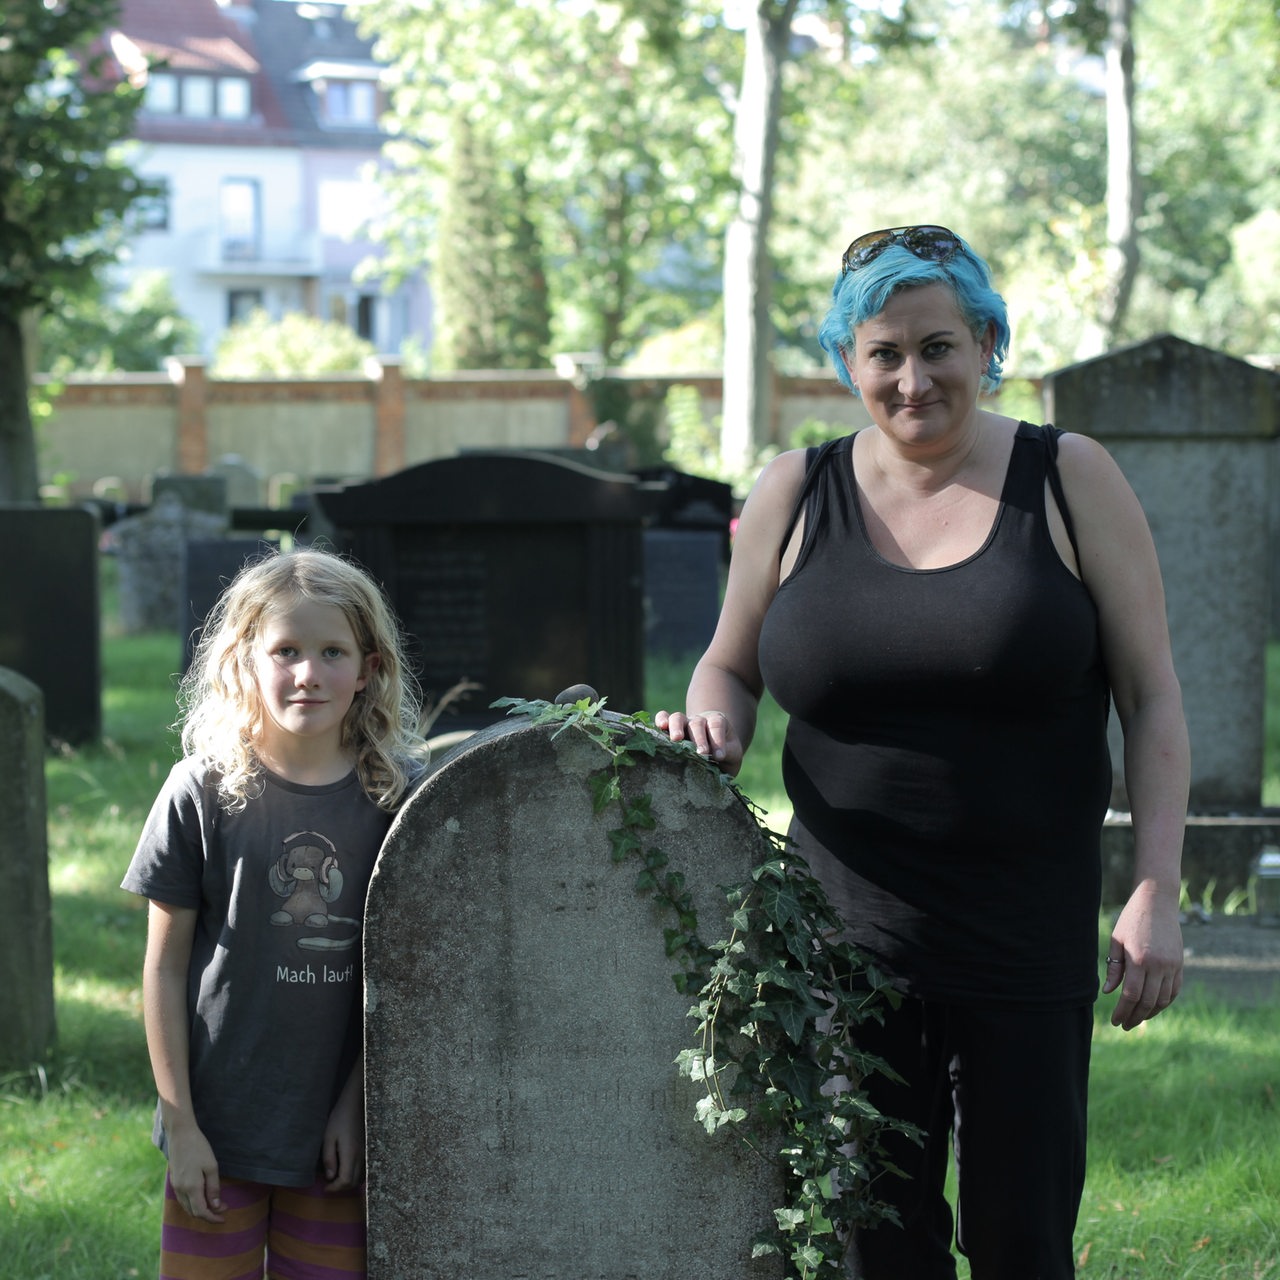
[0,668,55,1070]
[1046,335,1280,810]
[363,714,783,1280]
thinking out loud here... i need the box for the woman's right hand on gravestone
[653,708,745,776]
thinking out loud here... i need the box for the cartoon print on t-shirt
[268,829,360,951]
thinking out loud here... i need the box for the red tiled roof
[112,0,261,75]
[107,0,294,135]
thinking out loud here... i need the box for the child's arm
[142,900,226,1223]
[322,1051,365,1191]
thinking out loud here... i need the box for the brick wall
[36,358,882,502]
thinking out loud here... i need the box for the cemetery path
[1178,918,1280,1007]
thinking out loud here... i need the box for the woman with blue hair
[658,227,1188,1277]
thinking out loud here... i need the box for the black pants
[847,996,1092,1280]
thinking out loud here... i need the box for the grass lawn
[3,578,1280,1278]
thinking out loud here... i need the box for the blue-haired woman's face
[842,282,995,447]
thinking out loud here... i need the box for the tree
[432,112,551,371]
[356,0,736,366]
[1073,0,1139,356]
[718,0,799,476]
[36,269,199,375]
[0,0,155,502]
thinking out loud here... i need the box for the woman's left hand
[1103,879,1184,1030]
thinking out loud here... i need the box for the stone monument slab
[0,667,55,1070]
[363,713,783,1279]
[0,505,101,745]
[315,452,661,731]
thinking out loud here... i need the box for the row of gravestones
[0,454,730,746]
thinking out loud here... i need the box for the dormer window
[184,75,214,118]
[145,72,179,114]
[141,72,252,121]
[218,77,251,119]
[322,79,376,125]
[296,59,381,128]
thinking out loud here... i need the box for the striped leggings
[160,1173,366,1280]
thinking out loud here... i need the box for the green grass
[4,597,1280,1277]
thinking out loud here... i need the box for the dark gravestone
[0,506,101,745]
[0,668,55,1070]
[633,465,732,661]
[150,472,228,515]
[182,538,279,669]
[363,714,783,1278]
[643,528,723,659]
[316,453,659,731]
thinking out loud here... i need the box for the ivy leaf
[609,827,641,863]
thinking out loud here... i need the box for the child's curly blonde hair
[179,547,427,812]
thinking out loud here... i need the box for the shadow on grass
[53,887,147,989]
[6,992,153,1105]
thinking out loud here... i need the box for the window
[218,77,251,120]
[136,177,171,232]
[145,72,178,114]
[228,289,263,326]
[220,178,260,262]
[356,294,376,342]
[184,75,214,118]
[323,79,377,126]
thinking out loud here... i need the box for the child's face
[250,598,376,754]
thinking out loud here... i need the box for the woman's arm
[656,449,810,774]
[142,900,226,1221]
[1057,433,1190,1030]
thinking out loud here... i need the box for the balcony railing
[195,228,324,276]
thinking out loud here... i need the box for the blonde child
[122,548,427,1280]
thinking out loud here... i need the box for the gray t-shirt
[122,757,392,1185]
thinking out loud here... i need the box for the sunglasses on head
[840,225,963,276]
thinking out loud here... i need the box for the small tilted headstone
[363,710,783,1279]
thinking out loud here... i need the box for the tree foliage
[431,112,552,371]
[355,0,737,366]
[36,270,199,376]
[210,310,377,377]
[0,0,156,500]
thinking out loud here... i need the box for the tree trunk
[719,0,798,477]
[1080,0,1139,356]
[0,312,39,503]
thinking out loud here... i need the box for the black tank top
[758,422,1111,1005]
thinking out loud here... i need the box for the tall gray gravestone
[0,668,55,1071]
[363,714,784,1280]
[1046,336,1280,905]
[1047,335,1279,811]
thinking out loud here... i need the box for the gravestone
[1046,335,1280,810]
[363,713,784,1279]
[1046,336,1280,906]
[0,505,101,745]
[182,538,280,669]
[643,527,723,659]
[111,490,227,634]
[635,465,732,661]
[316,452,661,732]
[149,472,228,515]
[0,668,55,1070]
[209,454,263,508]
